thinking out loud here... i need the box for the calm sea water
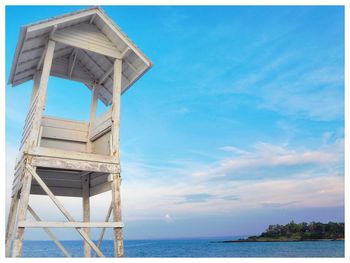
[22,237,344,257]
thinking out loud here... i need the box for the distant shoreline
[223,221,345,243]
[222,238,344,243]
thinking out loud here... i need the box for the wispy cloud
[192,139,343,180]
[181,193,215,203]
[116,137,344,221]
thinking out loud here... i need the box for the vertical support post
[111,173,123,257]
[29,39,56,147]
[12,171,32,257]
[29,71,42,104]
[82,174,91,257]
[86,85,98,152]
[5,194,20,257]
[111,58,123,257]
[111,59,122,158]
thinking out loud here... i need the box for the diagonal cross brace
[25,164,105,257]
[93,201,113,257]
[27,205,71,257]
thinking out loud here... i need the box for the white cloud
[220,146,249,156]
[192,139,343,179]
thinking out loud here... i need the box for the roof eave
[95,7,153,68]
[8,26,27,86]
[120,62,153,99]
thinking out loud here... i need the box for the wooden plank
[89,14,96,24]
[90,174,109,187]
[12,170,33,257]
[27,9,97,32]
[27,205,71,257]
[90,181,111,197]
[98,66,113,85]
[40,138,87,152]
[52,29,121,59]
[9,27,27,85]
[51,58,96,85]
[92,132,111,155]
[94,109,112,127]
[37,169,82,180]
[121,47,132,59]
[26,165,105,257]
[41,126,88,142]
[25,95,39,124]
[27,40,56,147]
[28,146,118,163]
[41,116,88,132]
[93,201,113,257]
[35,27,57,71]
[68,48,78,78]
[5,195,20,257]
[111,173,123,257]
[30,185,82,197]
[21,122,33,145]
[22,117,34,140]
[66,23,118,48]
[87,85,98,152]
[31,156,119,173]
[111,58,122,158]
[82,174,91,257]
[90,119,112,141]
[32,177,82,189]
[17,221,123,228]
[29,71,41,105]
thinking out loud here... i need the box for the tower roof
[8,6,152,105]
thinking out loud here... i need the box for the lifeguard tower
[5,7,152,257]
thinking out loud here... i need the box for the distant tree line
[252,221,344,240]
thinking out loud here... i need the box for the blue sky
[6,6,344,240]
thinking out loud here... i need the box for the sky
[5,6,344,240]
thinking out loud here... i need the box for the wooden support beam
[49,25,58,38]
[82,49,130,87]
[27,9,97,32]
[28,146,119,164]
[18,221,123,228]
[111,58,122,158]
[26,165,105,257]
[36,26,57,70]
[89,14,96,24]
[27,205,71,257]
[68,48,78,78]
[111,173,124,257]
[98,66,113,85]
[36,46,48,71]
[29,71,42,104]
[93,201,113,257]
[5,194,20,257]
[87,85,99,152]
[82,174,91,257]
[12,170,33,257]
[30,156,119,174]
[121,47,131,59]
[29,40,56,147]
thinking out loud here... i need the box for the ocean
[22,237,344,257]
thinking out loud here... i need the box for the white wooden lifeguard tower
[6,7,152,257]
